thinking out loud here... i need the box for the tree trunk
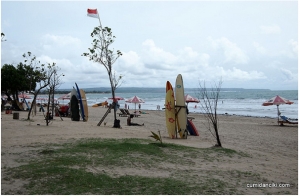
[109,73,120,128]
[215,129,222,147]
[213,116,222,147]
[27,90,41,120]
[46,89,52,126]
[111,86,120,128]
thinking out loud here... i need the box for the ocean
[55,88,298,119]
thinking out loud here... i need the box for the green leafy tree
[1,63,32,110]
[1,64,19,105]
[82,25,122,127]
[1,32,6,42]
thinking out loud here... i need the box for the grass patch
[5,138,258,194]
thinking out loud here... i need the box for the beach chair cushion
[278,115,298,125]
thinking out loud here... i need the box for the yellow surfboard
[165,81,176,139]
[79,89,89,122]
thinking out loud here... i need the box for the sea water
[55,88,298,119]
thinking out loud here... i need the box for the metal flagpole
[97,12,102,29]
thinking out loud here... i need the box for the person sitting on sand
[127,114,144,126]
[139,111,149,114]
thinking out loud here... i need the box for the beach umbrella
[108,96,124,101]
[58,93,71,100]
[184,94,200,106]
[58,92,71,104]
[125,95,145,112]
[18,93,32,99]
[36,96,47,104]
[262,95,294,120]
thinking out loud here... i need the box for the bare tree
[45,66,64,126]
[82,21,123,127]
[197,80,223,147]
[22,52,57,121]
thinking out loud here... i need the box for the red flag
[87,9,98,18]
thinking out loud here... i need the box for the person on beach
[127,114,144,126]
[139,111,149,114]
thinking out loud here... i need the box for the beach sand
[1,107,298,194]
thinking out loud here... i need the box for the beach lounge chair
[124,109,140,117]
[278,116,298,126]
[118,108,128,117]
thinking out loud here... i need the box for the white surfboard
[175,74,187,139]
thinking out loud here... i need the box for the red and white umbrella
[185,94,200,104]
[262,95,294,106]
[125,96,145,112]
[262,95,294,119]
[18,93,32,99]
[36,96,47,104]
[58,93,71,100]
[108,96,124,102]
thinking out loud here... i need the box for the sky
[1,1,298,90]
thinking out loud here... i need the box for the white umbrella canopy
[125,96,145,112]
[262,95,294,119]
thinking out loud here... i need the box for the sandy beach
[1,106,298,194]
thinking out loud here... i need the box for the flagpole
[97,12,102,29]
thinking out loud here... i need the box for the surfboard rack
[97,104,113,126]
[174,105,188,139]
[55,106,63,121]
[175,105,186,113]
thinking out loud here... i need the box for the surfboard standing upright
[165,81,176,139]
[70,88,80,121]
[80,89,89,121]
[75,83,86,121]
[175,74,188,139]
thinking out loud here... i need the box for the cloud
[115,39,267,87]
[277,39,298,59]
[253,42,266,54]
[42,34,81,47]
[288,39,298,55]
[214,67,266,81]
[260,25,281,34]
[208,37,249,64]
[280,68,297,83]
[40,34,83,59]
[142,39,178,69]
[117,51,147,74]
[115,40,212,86]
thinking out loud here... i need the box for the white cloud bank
[208,37,249,64]
[1,34,296,90]
[115,38,266,87]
